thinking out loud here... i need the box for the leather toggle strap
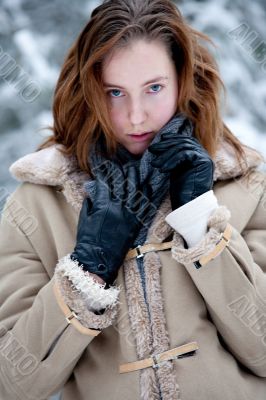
[125,224,232,268]
[119,341,199,374]
[53,283,101,337]
[194,223,233,269]
[125,241,173,261]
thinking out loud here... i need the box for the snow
[1,0,266,193]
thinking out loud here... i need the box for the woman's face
[102,39,179,155]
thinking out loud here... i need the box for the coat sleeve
[169,179,266,378]
[0,193,117,400]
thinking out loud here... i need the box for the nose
[128,98,147,127]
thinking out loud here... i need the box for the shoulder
[214,169,265,200]
[2,182,74,236]
[5,181,62,210]
[214,170,266,232]
[9,144,70,187]
[7,144,89,213]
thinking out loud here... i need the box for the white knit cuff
[55,255,120,312]
[165,190,219,247]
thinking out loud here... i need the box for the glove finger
[154,150,202,173]
[106,165,118,200]
[169,140,207,156]
[160,131,193,141]
[151,148,178,170]
[149,139,175,154]
[160,130,193,141]
[97,162,126,202]
[173,149,201,164]
[148,136,199,155]
[151,143,195,167]
[86,196,93,212]
[94,164,112,204]
[151,145,208,172]
[79,196,93,223]
[173,149,208,172]
[110,165,126,203]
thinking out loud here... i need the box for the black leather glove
[148,131,214,210]
[71,163,152,287]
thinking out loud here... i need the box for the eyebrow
[103,76,169,89]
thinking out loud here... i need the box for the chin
[127,144,149,156]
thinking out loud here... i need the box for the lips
[129,132,153,142]
[130,131,151,136]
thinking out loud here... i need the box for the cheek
[109,105,124,129]
[152,98,177,125]
[152,87,178,121]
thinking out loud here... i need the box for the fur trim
[144,251,180,399]
[171,206,231,265]
[54,266,118,330]
[122,195,183,399]
[9,145,70,186]
[61,168,89,212]
[123,258,160,400]
[55,255,120,312]
[140,369,160,400]
[9,144,89,212]
[213,142,264,181]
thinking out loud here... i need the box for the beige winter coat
[0,142,266,400]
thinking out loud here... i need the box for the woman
[0,0,266,399]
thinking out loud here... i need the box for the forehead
[102,39,174,84]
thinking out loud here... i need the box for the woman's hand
[71,163,152,287]
[149,132,214,210]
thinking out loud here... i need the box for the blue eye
[107,84,162,98]
[150,84,162,93]
[109,89,122,97]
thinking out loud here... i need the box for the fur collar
[9,142,262,211]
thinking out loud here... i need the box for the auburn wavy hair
[38,0,255,176]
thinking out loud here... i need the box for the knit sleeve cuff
[54,255,120,330]
[165,190,219,247]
